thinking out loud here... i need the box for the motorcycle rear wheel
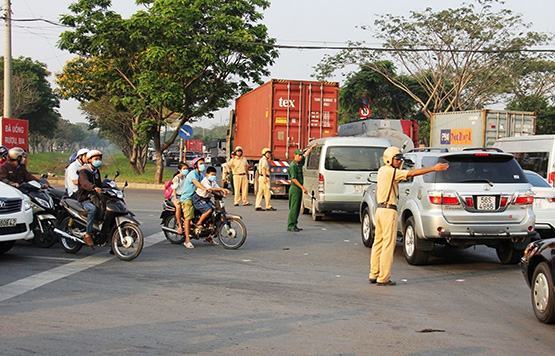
[162,215,185,244]
[112,223,144,261]
[58,216,83,254]
[217,217,247,250]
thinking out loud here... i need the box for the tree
[315,0,550,119]
[0,57,60,138]
[339,61,422,124]
[58,0,277,182]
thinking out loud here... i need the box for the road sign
[178,124,193,140]
[359,105,372,119]
[1,118,29,151]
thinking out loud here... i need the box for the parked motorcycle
[54,173,144,261]
[18,180,58,248]
[160,194,247,249]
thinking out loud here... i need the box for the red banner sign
[1,118,29,151]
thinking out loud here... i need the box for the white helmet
[8,147,25,161]
[86,149,103,160]
[76,148,89,158]
[382,146,402,166]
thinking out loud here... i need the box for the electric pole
[3,0,12,119]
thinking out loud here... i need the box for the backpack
[163,180,173,200]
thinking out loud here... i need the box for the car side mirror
[367,172,378,183]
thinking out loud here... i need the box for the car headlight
[24,198,32,211]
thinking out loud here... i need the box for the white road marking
[20,256,79,262]
[0,232,165,303]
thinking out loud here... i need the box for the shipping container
[228,79,339,195]
[338,118,419,149]
[430,110,536,150]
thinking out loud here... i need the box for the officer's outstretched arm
[407,163,449,178]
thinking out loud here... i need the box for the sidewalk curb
[48,178,164,191]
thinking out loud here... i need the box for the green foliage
[0,56,60,137]
[58,0,277,182]
[507,95,555,134]
[315,0,550,118]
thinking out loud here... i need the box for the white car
[524,170,555,238]
[0,182,34,254]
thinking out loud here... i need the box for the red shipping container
[231,79,339,161]
[1,118,29,152]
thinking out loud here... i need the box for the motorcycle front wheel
[112,223,144,261]
[162,215,185,244]
[58,216,83,254]
[31,220,58,248]
[217,217,247,250]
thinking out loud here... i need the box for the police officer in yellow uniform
[228,146,250,206]
[255,148,276,211]
[370,146,448,286]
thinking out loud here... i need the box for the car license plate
[354,185,368,194]
[477,196,496,211]
[0,218,17,228]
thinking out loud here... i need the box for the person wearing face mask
[193,165,230,244]
[65,148,90,197]
[0,147,45,188]
[75,149,104,247]
[170,162,190,235]
[178,157,209,249]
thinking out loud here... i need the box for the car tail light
[318,173,325,193]
[474,153,490,157]
[549,172,555,186]
[514,194,534,205]
[428,192,460,205]
[499,196,509,208]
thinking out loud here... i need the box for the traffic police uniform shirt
[376,165,409,205]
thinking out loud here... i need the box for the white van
[302,137,389,220]
[493,135,555,186]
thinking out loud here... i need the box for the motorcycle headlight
[35,197,51,209]
[116,190,124,199]
[24,197,32,211]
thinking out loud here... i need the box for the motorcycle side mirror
[104,174,108,179]
[367,172,378,184]
[41,173,48,179]
[124,181,128,188]
[114,170,120,180]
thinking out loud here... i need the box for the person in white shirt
[192,166,229,229]
[64,148,89,197]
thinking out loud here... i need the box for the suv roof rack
[408,147,449,153]
[462,147,504,152]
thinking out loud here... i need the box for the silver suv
[360,148,537,265]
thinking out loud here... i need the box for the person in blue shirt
[179,157,209,249]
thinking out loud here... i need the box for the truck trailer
[430,109,536,150]
[228,79,339,196]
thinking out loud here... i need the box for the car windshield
[425,154,528,184]
[525,172,551,187]
[324,146,385,171]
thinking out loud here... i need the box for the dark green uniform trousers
[287,186,302,230]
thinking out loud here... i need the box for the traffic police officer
[369,146,448,286]
[255,147,276,211]
[228,146,250,206]
[287,147,313,232]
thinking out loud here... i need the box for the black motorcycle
[160,194,247,249]
[54,174,144,261]
[18,180,58,248]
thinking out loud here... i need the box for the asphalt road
[1,189,554,355]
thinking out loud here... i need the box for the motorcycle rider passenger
[0,147,48,188]
[192,166,229,242]
[75,149,103,247]
[64,148,89,197]
[171,161,190,236]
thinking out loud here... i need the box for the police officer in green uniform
[287,147,313,232]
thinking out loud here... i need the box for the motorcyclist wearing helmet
[75,149,103,247]
[0,147,44,188]
[64,148,89,197]
[369,146,448,286]
[0,145,8,165]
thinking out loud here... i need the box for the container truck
[339,118,419,150]
[430,109,536,150]
[227,79,339,196]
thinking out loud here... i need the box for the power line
[2,16,70,27]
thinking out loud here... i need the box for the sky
[3,0,555,129]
